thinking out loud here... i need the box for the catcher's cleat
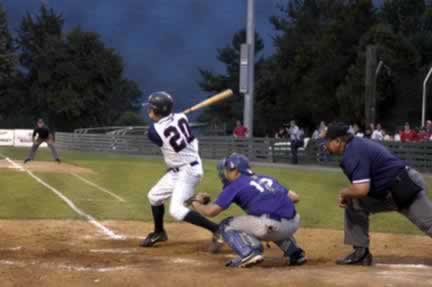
[287,248,307,266]
[208,231,224,254]
[24,158,31,164]
[225,252,264,268]
[336,247,373,266]
[140,231,168,247]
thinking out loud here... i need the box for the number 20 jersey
[147,113,200,168]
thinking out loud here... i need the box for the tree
[198,29,265,132]
[16,5,142,130]
[0,2,17,117]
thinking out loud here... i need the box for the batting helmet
[144,91,174,117]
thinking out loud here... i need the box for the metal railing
[55,132,432,171]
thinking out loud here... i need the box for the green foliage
[5,4,142,130]
[200,0,432,133]
[0,2,17,116]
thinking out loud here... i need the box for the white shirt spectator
[371,129,384,141]
[394,134,401,142]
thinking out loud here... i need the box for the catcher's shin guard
[219,217,263,258]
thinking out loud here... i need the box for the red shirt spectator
[233,120,248,138]
[400,123,417,142]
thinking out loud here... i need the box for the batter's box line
[0,154,126,241]
[70,172,126,202]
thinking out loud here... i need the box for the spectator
[318,121,327,138]
[371,123,384,141]
[274,127,287,139]
[233,120,248,138]
[288,120,303,164]
[352,124,364,137]
[426,120,432,139]
[400,122,417,142]
[383,130,393,141]
[417,127,429,142]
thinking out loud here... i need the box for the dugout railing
[55,132,432,171]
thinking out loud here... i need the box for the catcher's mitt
[185,192,211,206]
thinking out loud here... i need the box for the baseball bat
[183,89,234,114]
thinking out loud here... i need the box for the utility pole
[365,45,377,127]
[242,0,255,138]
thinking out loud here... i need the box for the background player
[140,91,221,251]
[24,118,61,163]
[191,154,306,268]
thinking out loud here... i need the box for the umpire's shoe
[336,247,373,266]
[140,231,168,247]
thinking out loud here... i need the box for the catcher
[187,153,306,268]
[24,118,61,164]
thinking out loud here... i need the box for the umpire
[24,118,61,163]
[324,122,432,265]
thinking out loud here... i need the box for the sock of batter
[184,210,219,233]
[151,205,165,233]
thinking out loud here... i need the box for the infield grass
[0,147,430,235]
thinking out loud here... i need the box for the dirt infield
[0,221,431,287]
[0,160,93,174]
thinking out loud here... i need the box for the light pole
[422,67,432,128]
[242,0,255,138]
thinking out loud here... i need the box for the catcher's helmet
[144,91,173,117]
[217,153,254,184]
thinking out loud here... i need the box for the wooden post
[365,45,377,127]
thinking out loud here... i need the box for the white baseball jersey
[148,113,200,168]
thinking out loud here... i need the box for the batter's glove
[185,192,211,206]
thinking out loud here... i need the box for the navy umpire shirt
[340,137,406,199]
[33,127,50,140]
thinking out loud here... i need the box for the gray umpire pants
[344,168,432,247]
[226,213,300,242]
[27,139,60,161]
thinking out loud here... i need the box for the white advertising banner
[0,130,14,146]
[14,129,47,147]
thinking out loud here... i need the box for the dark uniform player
[324,123,432,265]
[192,154,306,268]
[24,119,61,163]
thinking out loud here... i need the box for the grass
[0,146,430,235]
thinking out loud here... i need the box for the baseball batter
[191,154,306,268]
[24,118,61,164]
[140,91,221,250]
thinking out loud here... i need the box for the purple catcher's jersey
[214,174,296,220]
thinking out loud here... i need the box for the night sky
[3,0,283,112]
[3,0,383,112]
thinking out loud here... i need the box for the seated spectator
[383,130,393,141]
[371,123,384,141]
[400,122,417,142]
[233,120,248,138]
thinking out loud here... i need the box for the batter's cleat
[287,248,307,266]
[55,158,61,163]
[336,247,373,266]
[225,252,264,268]
[208,231,224,254]
[23,158,31,164]
[140,231,168,247]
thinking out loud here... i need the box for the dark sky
[3,0,283,112]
